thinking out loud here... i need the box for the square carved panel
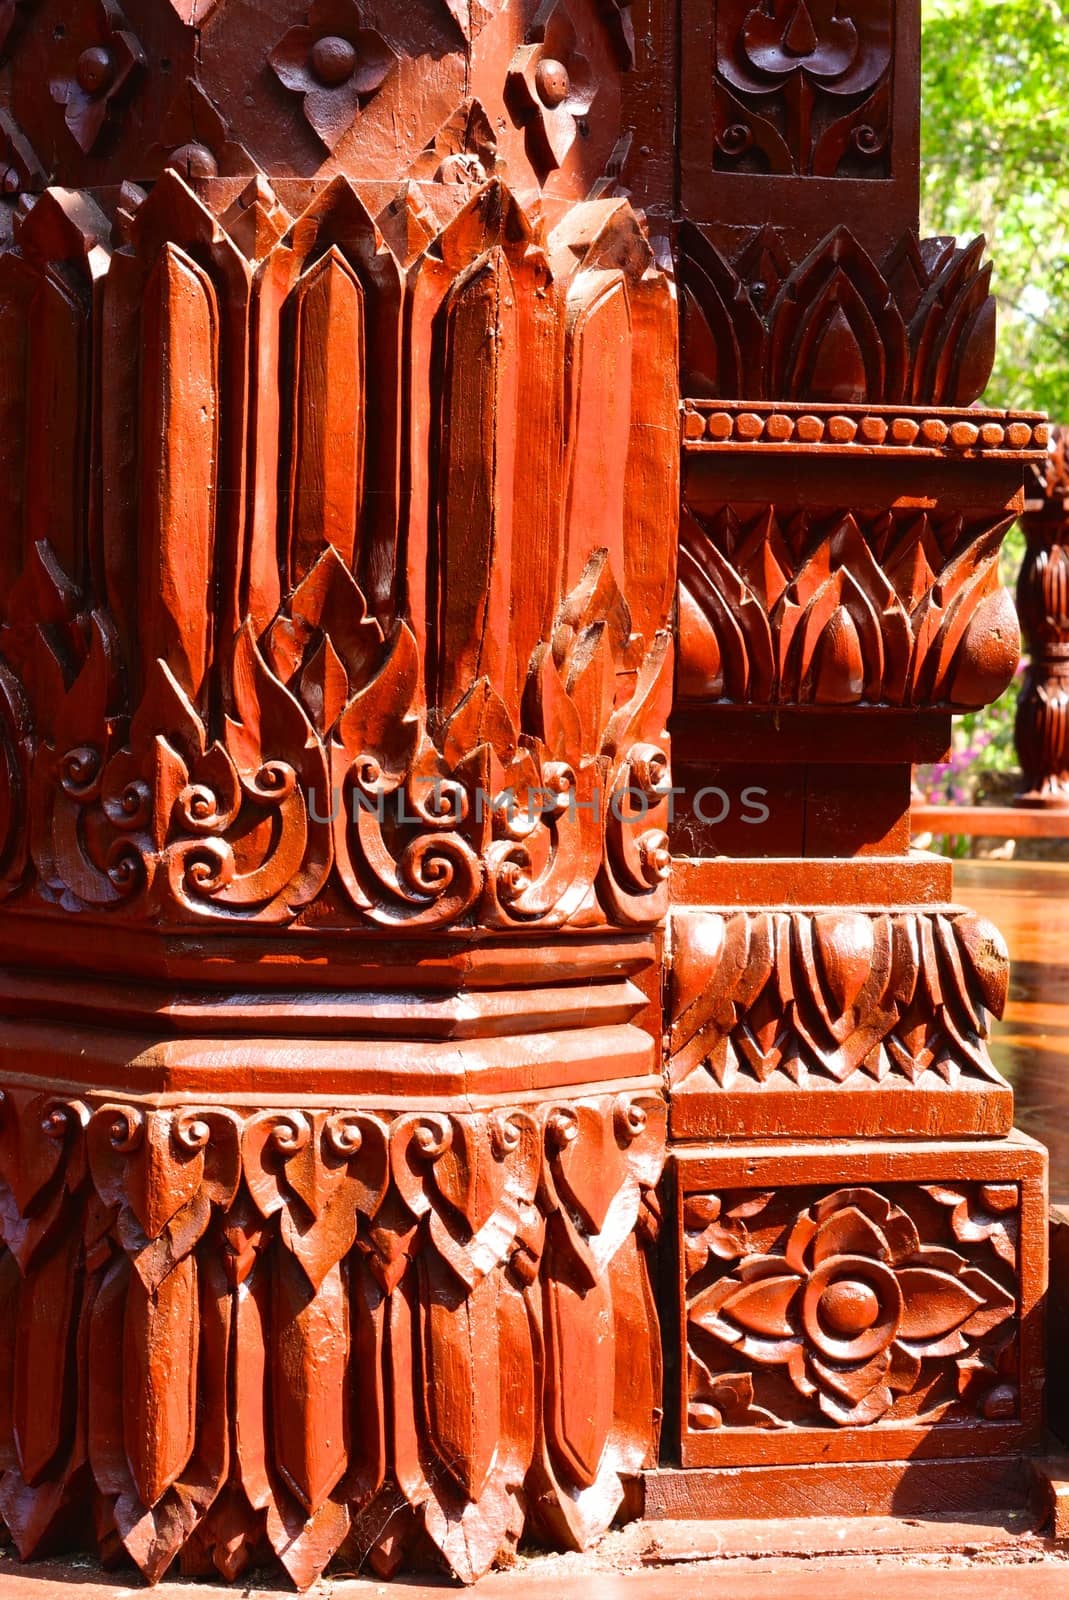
[677,0,920,259]
[675,1137,1047,1467]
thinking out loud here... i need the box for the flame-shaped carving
[682,223,996,407]
[0,1086,664,1587]
[679,506,1019,710]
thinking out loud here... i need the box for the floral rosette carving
[268,0,397,152]
[506,0,597,176]
[49,0,146,155]
[688,1185,1017,1428]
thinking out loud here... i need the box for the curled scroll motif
[10,538,669,928]
[670,907,1011,1094]
[24,603,332,922]
[329,548,673,931]
[712,0,893,179]
[0,175,674,932]
[678,505,1019,710]
[0,1087,665,1588]
[681,224,996,407]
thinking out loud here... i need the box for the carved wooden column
[655,0,1051,1509]
[1016,428,1069,808]
[0,2,677,1586]
[0,0,1058,1587]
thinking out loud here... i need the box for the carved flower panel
[677,1143,1047,1467]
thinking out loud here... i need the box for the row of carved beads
[685,405,1046,454]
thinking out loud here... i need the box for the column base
[673,1136,1047,1469]
[0,943,666,1589]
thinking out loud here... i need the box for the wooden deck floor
[953,859,1069,1203]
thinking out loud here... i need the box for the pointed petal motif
[809,1347,891,1407]
[895,1267,984,1342]
[810,1204,892,1265]
[719,1273,800,1337]
[818,1383,894,1427]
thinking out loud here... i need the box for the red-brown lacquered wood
[0,4,680,1581]
[1016,428,1069,809]
[0,0,1058,1591]
[659,0,1051,1536]
[676,1136,1047,1466]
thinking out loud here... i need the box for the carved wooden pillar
[0,0,1056,1588]
[657,0,1050,1506]
[0,3,677,1586]
[1016,428,1069,808]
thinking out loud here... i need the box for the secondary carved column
[655,0,1050,1506]
[1016,428,1069,808]
[0,3,676,1587]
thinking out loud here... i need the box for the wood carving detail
[670,908,1010,1094]
[685,1180,1020,1433]
[1016,428,1069,808]
[268,1,398,154]
[711,0,893,179]
[678,503,1020,710]
[0,109,44,202]
[48,0,146,155]
[0,174,676,930]
[682,226,996,407]
[506,2,598,177]
[0,0,638,198]
[0,1083,665,1587]
[0,0,1053,1574]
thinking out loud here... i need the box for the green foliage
[921,0,1069,418]
[918,4,1061,818]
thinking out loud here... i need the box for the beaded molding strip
[682,401,1049,456]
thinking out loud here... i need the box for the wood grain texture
[1016,431,1069,808]
[0,0,1057,1589]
